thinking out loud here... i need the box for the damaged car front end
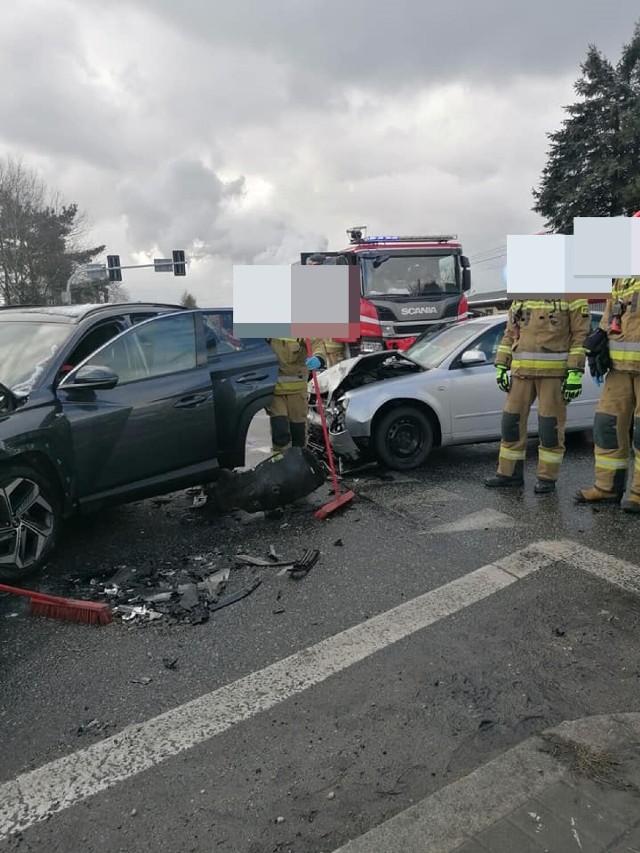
[307,350,424,468]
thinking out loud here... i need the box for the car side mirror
[461,256,471,292]
[460,349,487,366]
[60,364,119,391]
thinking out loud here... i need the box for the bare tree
[0,155,105,305]
[107,282,131,303]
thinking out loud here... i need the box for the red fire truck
[301,226,471,355]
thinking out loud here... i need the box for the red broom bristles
[0,582,113,625]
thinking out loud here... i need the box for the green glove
[562,369,583,402]
[496,364,510,392]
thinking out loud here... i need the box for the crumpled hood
[308,351,422,401]
[310,355,364,398]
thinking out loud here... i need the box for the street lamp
[63,263,106,304]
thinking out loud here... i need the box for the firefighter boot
[484,462,524,488]
[534,478,555,494]
[574,486,623,505]
[622,491,640,513]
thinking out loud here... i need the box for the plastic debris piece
[288,549,321,580]
[269,544,283,561]
[129,677,152,685]
[209,577,262,612]
[235,554,278,567]
[189,604,210,624]
[179,584,200,610]
[116,605,162,622]
[198,569,230,600]
[162,657,179,670]
[143,591,174,604]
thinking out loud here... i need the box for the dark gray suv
[0,303,278,580]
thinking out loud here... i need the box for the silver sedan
[307,313,602,470]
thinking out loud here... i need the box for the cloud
[1,0,638,306]
[93,0,639,93]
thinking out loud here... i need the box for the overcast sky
[1,0,638,304]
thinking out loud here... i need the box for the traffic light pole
[63,252,187,303]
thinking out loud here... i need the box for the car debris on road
[84,546,321,626]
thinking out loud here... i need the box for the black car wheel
[0,466,58,582]
[373,405,434,470]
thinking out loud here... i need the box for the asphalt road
[1,415,639,853]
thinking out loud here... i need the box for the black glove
[584,328,611,378]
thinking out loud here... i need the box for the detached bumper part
[205,447,326,514]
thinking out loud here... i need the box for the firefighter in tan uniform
[311,338,348,368]
[575,276,640,512]
[484,298,591,493]
[265,338,326,453]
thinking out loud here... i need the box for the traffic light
[107,255,122,283]
[172,250,186,276]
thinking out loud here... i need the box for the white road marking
[0,545,558,841]
[534,539,640,595]
[330,732,565,853]
[419,508,524,535]
[1,538,639,841]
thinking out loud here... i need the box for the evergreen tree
[0,157,104,304]
[180,290,198,308]
[533,22,640,233]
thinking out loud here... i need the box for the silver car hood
[309,351,423,402]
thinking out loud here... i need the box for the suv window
[202,312,246,358]
[80,313,197,384]
[60,319,126,376]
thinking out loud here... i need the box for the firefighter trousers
[265,391,308,453]
[497,376,566,481]
[592,369,640,496]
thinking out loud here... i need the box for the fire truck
[301,226,471,355]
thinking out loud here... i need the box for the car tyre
[0,465,59,582]
[373,405,434,470]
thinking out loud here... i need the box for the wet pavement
[1,416,639,852]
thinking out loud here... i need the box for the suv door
[198,310,278,465]
[57,312,218,502]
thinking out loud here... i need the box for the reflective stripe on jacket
[267,338,325,394]
[598,278,640,374]
[494,299,590,378]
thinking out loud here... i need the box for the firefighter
[575,276,640,511]
[306,253,349,367]
[265,337,326,454]
[484,298,591,492]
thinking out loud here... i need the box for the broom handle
[305,340,341,497]
[0,582,84,605]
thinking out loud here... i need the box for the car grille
[391,319,453,336]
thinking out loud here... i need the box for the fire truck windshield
[361,254,459,298]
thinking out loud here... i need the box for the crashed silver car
[307,313,603,471]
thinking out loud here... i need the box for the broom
[0,582,113,625]
[305,340,355,519]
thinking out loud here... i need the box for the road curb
[330,713,640,853]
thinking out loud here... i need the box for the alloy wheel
[0,477,55,570]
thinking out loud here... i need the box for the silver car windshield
[0,321,73,393]
[405,322,493,369]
